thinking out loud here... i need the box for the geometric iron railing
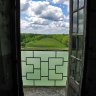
[21,50,68,86]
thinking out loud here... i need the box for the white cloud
[52,0,64,4]
[21,26,69,34]
[52,0,69,4]
[20,0,27,4]
[21,19,69,34]
[65,22,69,28]
[20,0,69,34]
[64,15,69,22]
[51,0,69,13]
[26,16,49,25]
[40,5,64,21]
[21,19,29,29]
[26,1,64,21]
[64,1,69,12]
[20,0,32,11]
[20,0,32,4]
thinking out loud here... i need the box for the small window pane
[73,12,77,33]
[77,35,83,59]
[70,58,76,78]
[78,9,84,34]
[75,60,81,83]
[72,36,77,57]
[73,0,77,11]
[70,58,81,83]
[79,0,84,8]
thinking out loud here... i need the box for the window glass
[79,0,84,8]
[72,36,77,57]
[70,58,76,78]
[70,58,81,83]
[77,35,83,59]
[73,12,78,33]
[73,0,77,11]
[78,9,84,34]
[75,60,81,83]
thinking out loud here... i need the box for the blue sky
[20,0,69,34]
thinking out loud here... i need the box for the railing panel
[21,50,68,86]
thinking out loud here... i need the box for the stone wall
[23,87,66,96]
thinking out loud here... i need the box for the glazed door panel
[67,0,86,95]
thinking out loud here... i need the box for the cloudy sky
[20,0,69,34]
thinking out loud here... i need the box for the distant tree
[21,42,25,48]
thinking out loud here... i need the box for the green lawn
[21,34,69,50]
[26,37,67,48]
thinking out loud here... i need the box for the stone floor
[23,87,66,96]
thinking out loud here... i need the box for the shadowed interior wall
[81,0,96,96]
[0,0,19,96]
[0,0,12,90]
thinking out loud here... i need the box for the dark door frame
[11,0,23,95]
[15,0,24,95]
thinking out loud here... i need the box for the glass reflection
[75,60,81,83]
[70,57,81,83]
[78,9,84,34]
[79,0,84,8]
[70,58,76,79]
[73,12,77,33]
[77,35,83,59]
[72,36,77,57]
[73,0,77,11]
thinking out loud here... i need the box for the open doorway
[20,0,86,96]
[20,0,69,96]
[0,0,91,95]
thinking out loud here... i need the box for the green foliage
[21,33,69,50]
[62,35,69,47]
[21,42,25,48]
